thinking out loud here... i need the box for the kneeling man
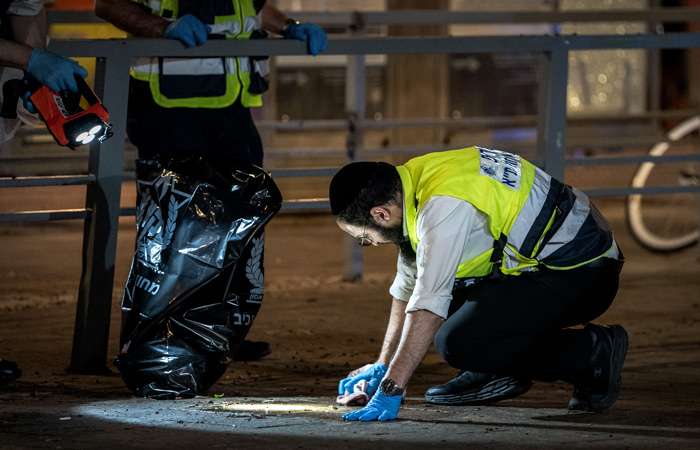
[330,146,627,422]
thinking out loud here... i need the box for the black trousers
[434,258,623,383]
[127,79,264,167]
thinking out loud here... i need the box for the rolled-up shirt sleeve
[389,251,417,302]
[404,197,479,319]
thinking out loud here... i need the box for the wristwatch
[380,377,405,396]
[281,18,300,36]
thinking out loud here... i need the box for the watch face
[381,378,403,395]
[380,378,394,393]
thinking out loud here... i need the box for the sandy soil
[0,192,699,449]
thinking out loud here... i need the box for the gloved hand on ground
[282,22,327,56]
[26,49,88,93]
[342,389,402,422]
[164,14,211,47]
[338,363,386,399]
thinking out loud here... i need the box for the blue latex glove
[26,49,88,94]
[343,389,402,422]
[21,91,36,113]
[164,14,211,48]
[283,22,327,56]
[338,363,386,397]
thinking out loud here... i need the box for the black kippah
[329,161,383,215]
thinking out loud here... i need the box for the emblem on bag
[245,235,265,302]
[135,175,193,271]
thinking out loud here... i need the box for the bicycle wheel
[626,116,700,252]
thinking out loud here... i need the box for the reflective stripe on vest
[397,147,613,279]
[129,0,266,109]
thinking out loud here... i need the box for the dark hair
[329,161,402,226]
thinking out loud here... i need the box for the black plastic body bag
[115,158,282,399]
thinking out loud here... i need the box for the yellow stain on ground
[213,401,340,415]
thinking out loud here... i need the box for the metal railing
[45,8,700,26]
[1,31,700,373]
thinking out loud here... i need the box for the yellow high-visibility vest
[129,0,266,109]
[397,147,614,279]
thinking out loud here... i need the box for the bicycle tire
[626,116,700,252]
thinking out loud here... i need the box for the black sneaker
[233,340,272,361]
[568,324,629,412]
[0,359,21,387]
[425,371,532,406]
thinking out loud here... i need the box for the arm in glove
[282,22,327,56]
[338,363,386,397]
[342,390,402,422]
[164,14,211,48]
[26,49,88,93]
[21,91,36,113]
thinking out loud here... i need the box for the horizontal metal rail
[115,167,338,181]
[46,8,700,26]
[4,134,696,167]
[263,141,688,159]
[118,199,333,214]
[567,153,700,166]
[2,150,697,192]
[107,153,700,187]
[0,199,338,222]
[270,167,338,178]
[301,9,700,26]
[0,209,88,222]
[8,184,699,223]
[0,175,95,188]
[47,33,700,58]
[584,185,700,197]
[268,153,700,170]
[15,110,698,136]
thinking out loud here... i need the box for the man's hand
[163,14,211,47]
[282,22,327,56]
[21,91,36,113]
[26,49,88,93]
[343,390,402,422]
[338,363,386,397]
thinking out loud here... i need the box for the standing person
[330,146,627,422]
[94,0,327,361]
[1,0,88,386]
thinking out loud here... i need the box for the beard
[369,222,416,263]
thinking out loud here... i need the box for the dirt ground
[0,190,699,449]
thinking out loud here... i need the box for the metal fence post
[343,15,367,281]
[537,42,569,181]
[69,54,130,373]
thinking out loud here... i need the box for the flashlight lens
[82,134,96,144]
[76,132,90,143]
[89,125,103,135]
